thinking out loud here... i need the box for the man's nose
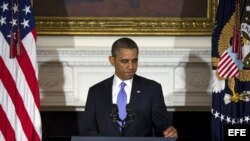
[128,61,133,69]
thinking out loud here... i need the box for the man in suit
[83,37,178,138]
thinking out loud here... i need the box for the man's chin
[124,74,135,80]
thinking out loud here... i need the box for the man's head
[109,37,139,80]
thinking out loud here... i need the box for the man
[83,37,178,138]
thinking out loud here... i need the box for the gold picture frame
[34,0,217,36]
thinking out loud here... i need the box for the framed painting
[33,0,218,36]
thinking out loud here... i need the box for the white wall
[37,36,212,111]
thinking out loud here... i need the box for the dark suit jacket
[82,74,171,137]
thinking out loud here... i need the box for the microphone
[109,104,120,123]
[110,104,126,136]
[125,104,135,124]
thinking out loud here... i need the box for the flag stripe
[225,65,238,78]
[217,53,230,70]
[220,62,235,77]
[17,32,40,107]
[218,59,233,74]
[0,106,15,141]
[23,30,38,78]
[0,58,39,141]
[0,81,28,141]
[217,52,239,78]
[17,32,42,138]
[0,131,6,141]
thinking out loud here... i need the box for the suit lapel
[129,75,142,106]
[124,75,142,135]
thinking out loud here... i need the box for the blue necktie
[117,82,127,127]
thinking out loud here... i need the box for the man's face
[109,48,138,80]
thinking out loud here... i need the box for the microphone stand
[109,104,125,136]
[109,104,136,136]
[125,107,136,124]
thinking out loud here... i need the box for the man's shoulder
[90,76,113,89]
[134,75,161,85]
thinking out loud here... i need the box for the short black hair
[111,37,139,57]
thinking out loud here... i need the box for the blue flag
[212,0,250,141]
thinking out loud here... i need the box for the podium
[71,137,176,141]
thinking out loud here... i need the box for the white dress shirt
[112,75,133,104]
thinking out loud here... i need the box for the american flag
[211,0,250,141]
[0,0,42,141]
[217,50,240,78]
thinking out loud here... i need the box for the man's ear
[109,56,114,66]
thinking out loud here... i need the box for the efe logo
[224,125,249,141]
[228,129,246,136]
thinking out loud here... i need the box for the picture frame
[33,0,217,36]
